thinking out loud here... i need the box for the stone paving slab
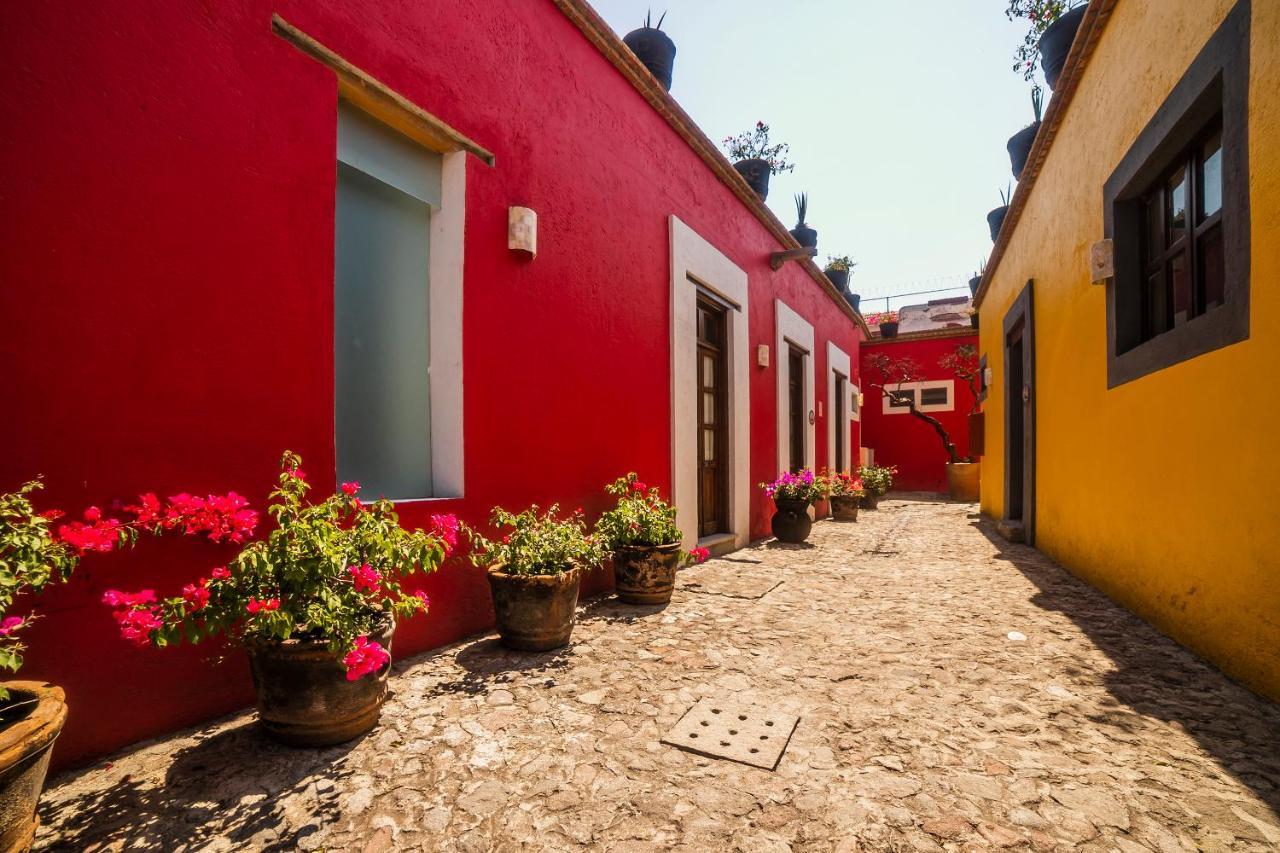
[36,496,1280,851]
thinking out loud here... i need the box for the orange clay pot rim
[0,681,68,769]
[244,614,395,651]
[487,562,583,580]
[615,541,681,553]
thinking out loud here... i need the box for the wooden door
[1003,282,1036,544]
[696,298,729,537]
[788,346,806,472]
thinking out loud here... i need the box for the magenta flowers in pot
[101,452,454,745]
[761,469,825,544]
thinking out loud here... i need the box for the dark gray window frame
[1103,0,1250,388]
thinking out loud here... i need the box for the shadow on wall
[972,519,1280,822]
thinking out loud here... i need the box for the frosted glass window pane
[335,162,432,500]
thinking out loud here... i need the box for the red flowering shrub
[593,473,709,565]
[103,452,452,679]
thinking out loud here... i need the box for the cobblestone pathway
[38,497,1280,852]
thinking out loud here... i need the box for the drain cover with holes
[661,699,799,770]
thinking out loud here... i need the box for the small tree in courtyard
[865,344,980,464]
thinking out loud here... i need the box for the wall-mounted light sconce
[756,344,770,368]
[984,367,994,385]
[1090,238,1113,283]
[817,401,824,417]
[857,392,865,407]
[509,206,537,257]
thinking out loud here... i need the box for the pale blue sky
[591,0,1041,310]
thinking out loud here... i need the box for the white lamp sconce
[756,344,770,368]
[857,392,865,407]
[509,206,537,257]
[984,367,994,385]
[1090,238,1114,284]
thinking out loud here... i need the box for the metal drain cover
[662,699,799,770]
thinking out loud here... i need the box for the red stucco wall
[859,333,978,492]
[0,0,862,768]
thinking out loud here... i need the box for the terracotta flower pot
[487,564,582,651]
[0,681,67,853]
[946,461,981,502]
[830,495,861,522]
[813,497,830,520]
[612,542,681,605]
[859,492,880,510]
[770,498,813,543]
[246,618,393,747]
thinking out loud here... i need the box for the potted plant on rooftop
[623,10,677,92]
[988,184,1011,243]
[824,255,856,293]
[866,310,900,339]
[761,469,824,544]
[595,474,707,605]
[791,193,817,249]
[466,505,603,651]
[722,121,794,201]
[1007,0,1089,91]
[969,258,987,296]
[1007,86,1044,180]
[825,470,865,522]
[102,452,453,746]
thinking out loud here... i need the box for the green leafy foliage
[594,473,681,549]
[1006,0,1082,80]
[858,465,898,497]
[465,505,604,577]
[824,255,856,273]
[820,469,865,498]
[721,122,795,175]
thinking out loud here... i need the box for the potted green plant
[1008,0,1089,90]
[856,464,897,509]
[1007,87,1044,179]
[791,193,817,249]
[824,255,856,292]
[866,310,900,338]
[102,452,452,746]
[622,10,676,91]
[760,469,824,544]
[722,121,794,201]
[824,470,865,522]
[969,257,987,295]
[988,184,1011,243]
[466,505,603,651]
[0,481,80,852]
[594,474,708,605]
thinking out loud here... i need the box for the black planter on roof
[1007,121,1041,180]
[844,292,861,313]
[733,158,771,200]
[790,193,817,249]
[987,206,1009,243]
[825,268,849,291]
[1040,4,1088,91]
[622,12,676,91]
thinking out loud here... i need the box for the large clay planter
[1040,3,1088,91]
[487,564,582,651]
[770,498,813,543]
[859,492,880,510]
[1007,121,1041,180]
[830,495,861,522]
[732,158,771,200]
[813,497,830,520]
[825,268,849,291]
[947,461,981,502]
[622,26,676,91]
[0,682,66,853]
[988,205,1009,242]
[612,542,681,605]
[246,619,393,747]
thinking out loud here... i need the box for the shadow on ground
[973,518,1280,818]
[38,720,364,851]
[423,636,575,698]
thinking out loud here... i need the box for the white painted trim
[850,384,861,423]
[775,299,816,475]
[428,151,466,496]
[670,216,750,550]
[826,342,853,473]
[882,379,955,414]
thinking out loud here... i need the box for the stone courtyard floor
[37,496,1280,852]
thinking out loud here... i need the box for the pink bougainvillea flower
[340,482,360,496]
[288,468,307,481]
[631,481,647,493]
[82,506,102,522]
[246,597,280,614]
[690,547,710,564]
[182,582,211,611]
[342,636,390,681]
[124,492,162,524]
[39,509,65,521]
[58,517,122,554]
[347,563,381,594]
[0,616,24,636]
[113,607,162,646]
[209,566,231,581]
[412,589,430,610]
[101,589,157,608]
[429,514,459,555]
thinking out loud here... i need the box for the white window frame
[670,216,750,550]
[882,380,955,415]
[826,342,854,473]
[775,300,815,475]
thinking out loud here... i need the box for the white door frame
[775,298,815,475]
[826,341,853,472]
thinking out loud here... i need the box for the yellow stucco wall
[978,0,1280,701]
